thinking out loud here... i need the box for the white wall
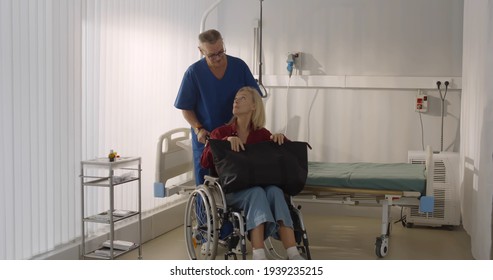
[217,0,463,163]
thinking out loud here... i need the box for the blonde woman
[201,86,304,260]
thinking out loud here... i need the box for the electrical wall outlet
[415,92,428,113]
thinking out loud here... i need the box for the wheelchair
[184,175,311,260]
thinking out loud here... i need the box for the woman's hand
[270,133,285,145]
[227,136,245,152]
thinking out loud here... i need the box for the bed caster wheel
[406,222,414,228]
[375,237,388,258]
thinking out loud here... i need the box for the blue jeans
[225,185,293,240]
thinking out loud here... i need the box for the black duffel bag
[208,139,311,195]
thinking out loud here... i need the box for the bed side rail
[154,128,195,197]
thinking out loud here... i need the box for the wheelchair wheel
[264,204,312,260]
[231,211,248,260]
[184,188,218,260]
[264,237,286,259]
[290,205,311,260]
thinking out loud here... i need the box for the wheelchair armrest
[204,175,219,184]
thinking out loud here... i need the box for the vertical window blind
[1,0,214,259]
[0,0,83,259]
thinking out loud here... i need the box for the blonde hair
[230,86,265,130]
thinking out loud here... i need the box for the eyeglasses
[203,48,226,59]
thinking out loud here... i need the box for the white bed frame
[154,128,196,197]
[294,146,434,258]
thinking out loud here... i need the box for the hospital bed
[155,128,434,258]
[295,147,434,258]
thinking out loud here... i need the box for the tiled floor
[119,203,474,260]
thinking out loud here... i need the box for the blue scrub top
[174,55,260,184]
[175,55,260,131]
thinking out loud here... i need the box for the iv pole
[257,0,267,98]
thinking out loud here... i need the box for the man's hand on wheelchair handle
[197,129,210,144]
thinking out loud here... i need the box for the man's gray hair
[199,29,223,44]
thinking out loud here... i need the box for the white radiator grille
[409,189,446,219]
[434,160,447,183]
[406,151,460,226]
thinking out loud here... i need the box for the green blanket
[306,162,426,194]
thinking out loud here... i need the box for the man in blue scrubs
[175,29,260,185]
